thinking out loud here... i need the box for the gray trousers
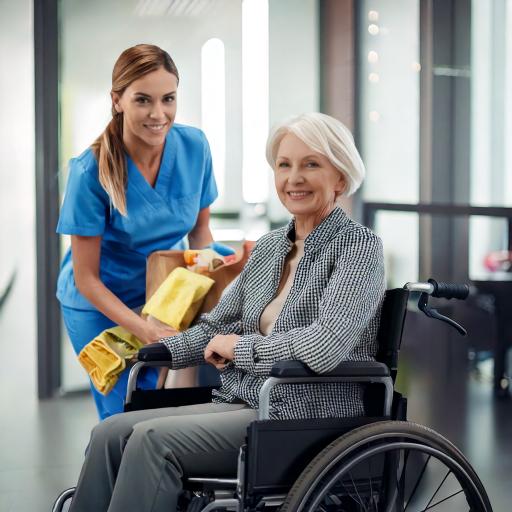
[69,402,257,512]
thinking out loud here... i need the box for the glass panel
[374,212,419,288]
[358,1,420,290]
[470,0,512,207]
[359,0,420,204]
[267,0,319,223]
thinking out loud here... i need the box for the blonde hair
[265,112,365,197]
[91,44,179,215]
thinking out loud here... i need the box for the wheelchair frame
[53,280,493,512]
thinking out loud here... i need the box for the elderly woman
[68,113,385,512]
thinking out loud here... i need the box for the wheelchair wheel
[281,421,492,512]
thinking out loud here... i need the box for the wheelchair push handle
[428,278,469,300]
[404,279,469,336]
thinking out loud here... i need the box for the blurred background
[1,0,511,510]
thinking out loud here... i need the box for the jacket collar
[282,207,350,255]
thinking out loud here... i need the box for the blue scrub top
[56,124,218,311]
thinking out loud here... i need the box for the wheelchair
[53,279,493,511]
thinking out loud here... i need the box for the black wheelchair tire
[280,421,492,512]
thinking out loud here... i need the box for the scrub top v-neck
[56,124,218,311]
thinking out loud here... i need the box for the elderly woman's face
[274,133,345,219]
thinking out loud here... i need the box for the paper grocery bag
[145,241,255,315]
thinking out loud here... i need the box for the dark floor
[1,309,511,511]
[394,310,512,512]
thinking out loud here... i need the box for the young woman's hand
[204,334,240,369]
[139,323,179,345]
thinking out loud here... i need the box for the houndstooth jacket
[162,207,385,419]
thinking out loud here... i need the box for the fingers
[204,347,229,368]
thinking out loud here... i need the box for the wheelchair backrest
[375,288,409,382]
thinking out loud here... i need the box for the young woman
[57,44,218,420]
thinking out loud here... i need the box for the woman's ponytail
[92,111,128,216]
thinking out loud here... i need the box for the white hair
[265,112,365,197]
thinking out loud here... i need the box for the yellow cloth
[142,267,214,331]
[78,326,144,395]
[79,268,213,395]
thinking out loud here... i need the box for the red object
[483,251,512,272]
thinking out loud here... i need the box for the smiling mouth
[287,191,312,199]
[143,123,167,133]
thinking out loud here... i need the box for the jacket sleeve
[233,233,385,376]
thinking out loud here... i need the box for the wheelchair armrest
[137,343,172,362]
[270,360,390,378]
[260,360,393,420]
[126,344,172,405]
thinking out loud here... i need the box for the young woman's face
[274,133,345,219]
[113,67,178,148]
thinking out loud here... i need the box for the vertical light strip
[242,0,269,203]
[505,1,512,203]
[201,38,226,201]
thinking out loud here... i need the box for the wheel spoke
[349,470,369,512]
[288,432,489,512]
[421,469,451,511]
[339,478,368,510]
[395,449,409,507]
[423,489,465,510]
[404,455,431,510]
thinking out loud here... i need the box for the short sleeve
[56,157,109,236]
[199,133,218,210]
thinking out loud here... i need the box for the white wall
[0,0,36,393]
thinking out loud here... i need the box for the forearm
[234,322,357,377]
[166,310,244,367]
[162,324,210,369]
[76,276,147,339]
[188,225,214,249]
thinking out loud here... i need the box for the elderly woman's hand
[204,334,240,369]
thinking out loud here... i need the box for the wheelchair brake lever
[418,292,467,336]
